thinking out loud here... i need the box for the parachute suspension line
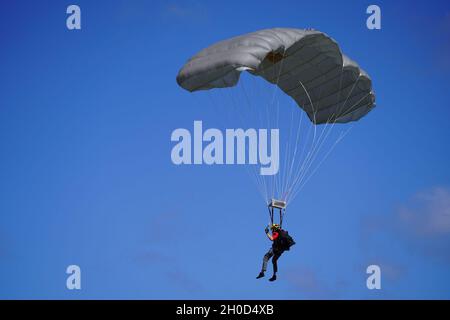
[332,64,346,123]
[280,141,289,200]
[335,74,362,119]
[284,108,313,203]
[240,76,271,202]
[203,89,266,193]
[280,102,296,201]
[292,125,354,199]
[242,73,269,203]
[287,63,347,203]
[274,98,282,200]
[242,89,267,201]
[289,126,351,201]
[206,89,269,203]
[299,80,319,180]
[337,92,372,121]
[279,108,294,201]
[284,80,320,202]
[274,78,284,200]
[211,84,274,204]
[256,60,275,201]
[291,111,339,196]
[219,82,268,203]
[294,96,374,199]
[265,47,287,202]
[288,70,366,203]
[283,59,328,201]
[286,67,346,203]
[282,101,304,201]
[282,91,310,203]
[241,47,291,207]
[286,67,341,204]
[295,66,348,178]
[290,120,355,201]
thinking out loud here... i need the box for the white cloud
[163,2,208,21]
[362,186,450,265]
[397,187,450,236]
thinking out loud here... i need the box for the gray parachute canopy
[176,28,375,124]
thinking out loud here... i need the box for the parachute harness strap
[268,206,274,225]
[268,205,285,228]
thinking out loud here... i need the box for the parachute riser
[268,199,286,228]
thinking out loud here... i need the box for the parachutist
[176,28,375,276]
[256,223,295,281]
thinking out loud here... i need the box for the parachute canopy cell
[176,28,375,124]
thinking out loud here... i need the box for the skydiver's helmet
[271,224,281,231]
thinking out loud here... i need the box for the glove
[264,226,269,234]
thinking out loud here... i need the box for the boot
[269,274,277,282]
[256,272,265,279]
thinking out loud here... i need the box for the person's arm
[264,226,273,241]
[265,230,279,241]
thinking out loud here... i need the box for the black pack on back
[277,229,296,251]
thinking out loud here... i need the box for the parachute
[176,28,375,225]
[177,28,375,124]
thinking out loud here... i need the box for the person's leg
[257,248,273,279]
[269,251,282,281]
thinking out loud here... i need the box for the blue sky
[0,0,449,299]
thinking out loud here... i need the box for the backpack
[277,229,296,251]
